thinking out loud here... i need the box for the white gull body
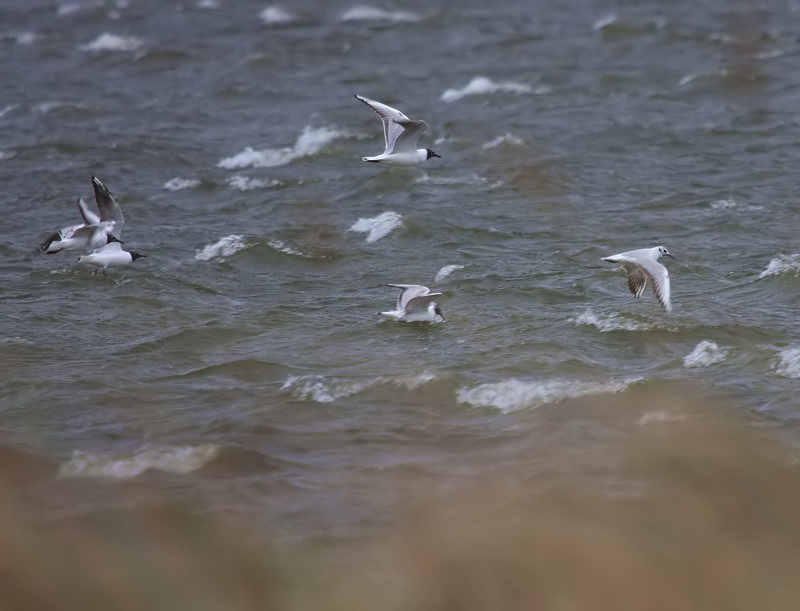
[380,284,445,323]
[77,241,145,273]
[355,94,440,166]
[602,246,674,312]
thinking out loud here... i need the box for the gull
[39,176,125,254]
[602,246,675,312]
[355,94,441,166]
[380,284,445,323]
[76,241,145,274]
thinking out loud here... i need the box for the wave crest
[349,211,403,243]
[218,125,346,169]
[195,235,248,261]
[441,76,532,103]
[58,445,219,479]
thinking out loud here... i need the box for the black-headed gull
[380,284,445,322]
[355,94,441,166]
[602,246,675,312]
[77,241,145,274]
[39,176,125,253]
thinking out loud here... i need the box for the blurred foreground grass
[2,386,800,610]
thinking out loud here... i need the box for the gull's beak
[666,253,676,260]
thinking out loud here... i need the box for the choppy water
[2,0,800,541]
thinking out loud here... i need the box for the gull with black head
[380,284,446,323]
[355,94,441,166]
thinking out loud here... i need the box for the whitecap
[441,76,532,103]
[592,14,618,31]
[58,445,219,479]
[434,264,464,283]
[638,411,687,425]
[349,211,403,243]
[572,309,654,332]
[57,0,105,16]
[217,125,346,169]
[227,175,281,191]
[683,340,729,368]
[197,0,220,8]
[340,5,420,23]
[267,239,313,258]
[0,151,15,162]
[413,172,488,186]
[710,198,737,210]
[80,33,144,52]
[456,377,640,414]
[481,133,525,150]
[773,347,800,379]
[13,32,37,45]
[260,5,295,24]
[0,104,17,118]
[163,177,200,191]
[758,254,800,279]
[281,375,375,403]
[195,234,248,261]
[394,372,437,389]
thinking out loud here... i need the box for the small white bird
[602,246,675,312]
[39,176,126,254]
[76,241,146,274]
[380,284,446,323]
[355,94,441,166]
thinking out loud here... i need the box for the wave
[266,239,314,258]
[481,133,526,150]
[349,211,403,243]
[259,5,296,23]
[340,5,421,23]
[195,235,248,261]
[572,309,656,332]
[683,340,729,368]
[58,444,219,479]
[80,33,144,53]
[281,372,436,403]
[773,347,800,379]
[227,175,281,191]
[758,254,800,279]
[456,377,641,414]
[218,125,347,169]
[57,0,105,16]
[434,264,464,283]
[163,177,200,191]
[441,76,532,103]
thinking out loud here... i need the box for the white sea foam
[638,411,687,425]
[683,340,729,368]
[80,33,144,52]
[457,377,640,414]
[218,125,346,169]
[267,239,313,258]
[0,151,15,162]
[195,234,248,261]
[349,211,403,243]
[572,309,653,332]
[197,0,220,8]
[281,375,374,403]
[434,264,464,283]
[58,0,105,16]
[260,5,295,23]
[227,175,281,191]
[281,372,435,403]
[163,177,200,191]
[774,347,800,379]
[592,14,618,31]
[481,133,526,150]
[0,104,16,118]
[58,445,219,479]
[759,254,800,279]
[710,198,737,210]
[12,32,36,45]
[413,172,488,186]
[340,5,420,22]
[441,76,532,103]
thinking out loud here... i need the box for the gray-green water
[2,0,800,540]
